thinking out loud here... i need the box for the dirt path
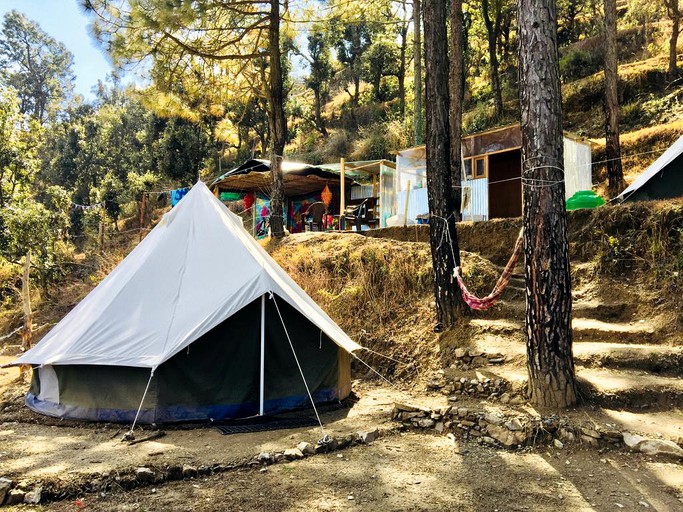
[24,433,683,512]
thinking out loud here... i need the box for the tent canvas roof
[617,134,683,201]
[10,182,361,369]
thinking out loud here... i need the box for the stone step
[577,367,683,411]
[572,300,635,322]
[572,318,659,344]
[573,342,683,376]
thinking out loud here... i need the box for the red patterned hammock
[454,230,524,310]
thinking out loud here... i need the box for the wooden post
[340,157,346,230]
[139,192,146,242]
[403,180,411,227]
[21,252,32,351]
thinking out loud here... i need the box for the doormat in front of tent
[214,415,318,435]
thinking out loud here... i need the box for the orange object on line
[321,184,332,206]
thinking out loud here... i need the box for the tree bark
[603,0,626,198]
[482,0,504,119]
[398,22,408,119]
[666,0,681,80]
[413,0,424,145]
[517,0,577,408]
[424,0,462,329]
[21,252,33,351]
[450,0,465,222]
[269,0,286,238]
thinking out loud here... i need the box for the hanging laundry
[170,187,189,207]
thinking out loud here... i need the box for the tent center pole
[259,294,265,416]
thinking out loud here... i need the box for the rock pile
[0,427,387,507]
[393,402,683,458]
[425,368,514,402]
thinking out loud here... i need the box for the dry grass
[591,121,683,195]
[265,232,499,380]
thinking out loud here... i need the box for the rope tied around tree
[454,229,524,310]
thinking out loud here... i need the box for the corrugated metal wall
[563,138,593,199]
[461,178,489,221]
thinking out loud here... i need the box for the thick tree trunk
[517,0,577,408]
[603,0,625,198]
[450,0,465,222]
[269,0,286,238]
[413,0,424,145]
[424,0,462,329]
[482,0,504,119]
[668,2,680,80]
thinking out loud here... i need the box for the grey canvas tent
[617,134,683,201]
[8,182,360,423]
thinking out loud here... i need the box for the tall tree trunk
[424,0,462,329]
[450,0,465,222]
[399,23,408,119]
[413,0,424,145]
[482,0,504,119]
[269,0,286,238]
[604,0,626,198]
[314,89,328,136]
[517,0,577,407]
[21,252,33,351]
[666,0,680,80]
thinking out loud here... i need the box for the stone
[454,348,468,358]
[581,435,600,447]
[483,436,496,446]
[6,489,25,505]
[257,452,274,464]
[623,432,646,449]
[359,429,380,444]
[488,357,505,364]
[558,428,576,443]
[499,393,511,404]
[602,430,623,441]
[0,477,12,505]
[182,464,198,479]
[504,418,524,431]
[297,442,315,455]
[393,402,420,413]
[284,448,304,460]
[554,439,564,449]
[637,439,683,458]
[198,465,211,476]
[487,424,527,448]
[457,408,469,418]
[273,453,286,462]
[483,413,504,426]
[24,486,42,505]
[581,428,601,439]
[416,418,435,428]
[135,467,156,483]
[460,420,476,428]
[336,435,354,450]
[166,465,183,480]
[509,396,525,405]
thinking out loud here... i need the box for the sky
[0,0,116,99]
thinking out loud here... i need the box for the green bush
[560,49,604,81]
